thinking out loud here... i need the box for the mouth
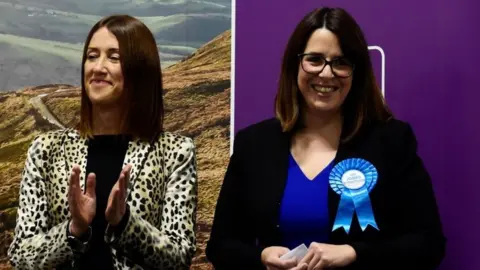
[90,79,112,86]
[311,84,339,94]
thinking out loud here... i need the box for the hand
[68,165,96,237]
[261,246,298,270]
[298,243,356,270]
[105,164,132,226]
[289,263,308,270]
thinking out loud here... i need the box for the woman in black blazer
[206,6,445,270]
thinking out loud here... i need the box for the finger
[118,173,126,203]
[68,169,75,196]
[105,188,117,218]
[68,170,80,217]
[292,263,308,270]
[277,247,291,256]
[308,254,321,270]
[272,258,297,269]
[113,187,122,213]
[68,168,81,198]
[299,250,314,265]
[123,163,132,177]
[71,164,81,175]
[313,259,327,270]
[123,164,132,191]
[68,172,76,205]
[120,164,132,182]
[106,184,119,212]
[68,167,77,189]
[112,187,124,223]
[118,173,124,192]
[105,200,112,218]
[289,264,303,270]
[85,173,96,199]
[117,186,124,212]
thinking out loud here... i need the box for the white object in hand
[280,244,308,261]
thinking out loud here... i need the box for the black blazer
[206,118,446,270]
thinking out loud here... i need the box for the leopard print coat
[7,129,198,269]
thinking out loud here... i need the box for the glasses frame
[298,53,355,78]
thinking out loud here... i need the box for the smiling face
[83,27,124,107]
[297,28,353,114]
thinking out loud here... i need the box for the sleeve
[348,122,446,270]
[105,137,198,270]
[7,135,74,269]
[205,130,266,270]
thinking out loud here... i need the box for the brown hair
[78,14,164,142]
[275,7,392,142]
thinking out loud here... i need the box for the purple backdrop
[234,1,480,269]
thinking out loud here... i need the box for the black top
[79,134,131,269]
[206,118,446,270]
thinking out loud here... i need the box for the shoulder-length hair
[275,7,392,142]
[78,14,164,142]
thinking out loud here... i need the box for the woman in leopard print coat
[7,15,198,269]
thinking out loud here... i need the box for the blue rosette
[329,158,379,233]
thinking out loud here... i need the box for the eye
[303,54,325,67]
[305,55,323,62]
[332,58,353,67]
[109,53,120,61]
[86,53,97,60]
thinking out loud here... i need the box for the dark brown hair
[78,14,164,142]
[275,7,392,142]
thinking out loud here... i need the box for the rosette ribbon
[329,158,379,233]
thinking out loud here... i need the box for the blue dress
[279,153,334,249]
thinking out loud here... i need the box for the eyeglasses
[298,53,355,78]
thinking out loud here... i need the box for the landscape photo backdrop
[0,1,231,269]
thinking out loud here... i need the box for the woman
[206,7,445,270]
[8,15,198,269]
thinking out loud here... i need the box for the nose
[92,57,107,73]
[319,63,334,78]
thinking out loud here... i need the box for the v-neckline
[289,152,334,181]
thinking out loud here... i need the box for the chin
[87,93,115,106]
[308,102,341,113]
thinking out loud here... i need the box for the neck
[295,109,343,148]
[91,105,123,135]
[303,109,342,132]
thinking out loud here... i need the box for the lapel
[62,129,154,197]
[328,139,357,234]
[123,138,154,196]
[63,129,88,191]
[268,128,292,207]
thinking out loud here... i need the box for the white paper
[280,244,308,261]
